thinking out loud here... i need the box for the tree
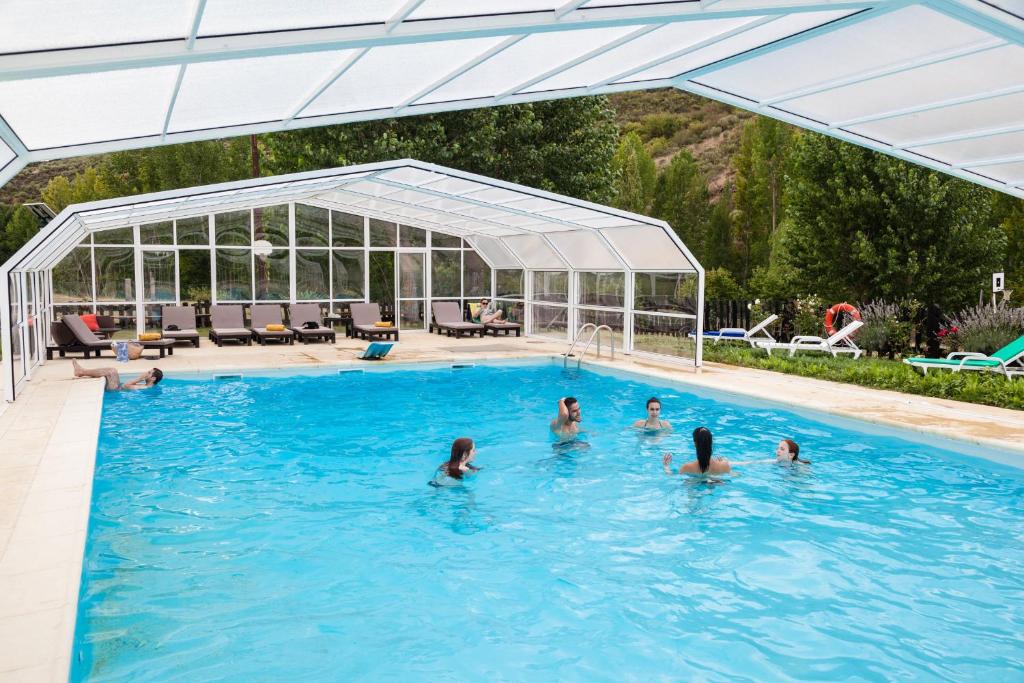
[651,150,709,260]
[992,192,1024,299]
[0,206,39,264]
[782,132,1006,311]
[41,168,115,213]
[610,130,656,213]
[705,187,734,272]
[100,139,251,196]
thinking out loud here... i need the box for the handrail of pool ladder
[564,324,615,369]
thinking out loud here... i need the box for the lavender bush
[946,302,1024,355]
[857,299,917,357]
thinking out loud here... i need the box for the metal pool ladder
[564,323,615,369]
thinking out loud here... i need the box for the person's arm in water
[121,370,154,390]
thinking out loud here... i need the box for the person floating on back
[550,396,583,441]
[430,437,480,487]
[663,427,731,475]
[776,439,811,465]
[633,397,671,432]
[72,359,162,392]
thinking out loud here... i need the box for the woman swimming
[430,437,480,486]
[663,427,731,475]
[632,397,671,432]
[776,439,811,464]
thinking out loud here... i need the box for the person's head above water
[446,437,476,479]
[645,397,661,419]
[692,427,713,473]
[776,438,809,464]
[150,368,163,385]
[563,396,582,422]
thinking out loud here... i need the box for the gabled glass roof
[0,1,1021,199]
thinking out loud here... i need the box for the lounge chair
[467,301,521,336]
[756,320,864,358]
[250,304,294,345]
[288,303,337,344]
[209,305,252,347]
[95,315,122,339]
[161,305,201,347]
[694,313,778,347]
[431,301,484,338]
[47,320,106,359]
[350,303,399,341]
[357,342,395,360]
[904,334,1024,378]
[58,315,115,357]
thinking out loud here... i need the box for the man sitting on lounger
[478,298,506,324]
[72,360,163,391]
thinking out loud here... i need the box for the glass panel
[532,271,568,303]
[176,216,209,246]
[140,221,173,245]
[634,272,698,315]
[215,209,251,246]
[253,204,289,247]
[633,313,696,360]
[369,218,397,247]
[332,211,364,247]
[577,308,625,349]
[431,232,461,248]
[216,248,252,301]
[578,272,624,307]
[494,299,524,324]
[52,247,93,302]
[332,250,365,300]
[142,250,176,301]
[144,303,164,332]
[399,253,425,299]
[255,249,290,300]
[197,0,403,36]
[531,304,568,341]
[295,204,329,247]
[399,225,426,248]
[463,250,491,298]
[295,249,329,300]
[600,226,693,270]
[179,250,211,303]
[93,228,134,245]
[9,274,23,386]
[94,247,134,301]
[400,300,425,330]
[431,250,461,297]
[495,269,524,299]
[368,251,395,309]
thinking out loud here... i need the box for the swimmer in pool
[72,360,162,392]
[550,396,583,441]
[430,437,480,486]
[776,439,811,464]
[632,397,671,432]
[663,427,731,475]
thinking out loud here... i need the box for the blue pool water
[72,361,1024,681]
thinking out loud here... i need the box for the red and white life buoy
[824,302,861,336]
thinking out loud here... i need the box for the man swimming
[550,396,582,440]
[632,397,671,432]
[72,360,163,391]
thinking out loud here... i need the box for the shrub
[857,299,918,357]
[946,302,1024,355]
[639,113,684,140]
[184,286,210,302]
[704,267,745,300]
[793,295,825,336]
[645,137,668,158]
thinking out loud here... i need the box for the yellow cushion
[138,332,161,341]
[373,321,393,328]
[468,303,482,323]
[266,324,285,331]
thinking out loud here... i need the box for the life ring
[824,302,861,336]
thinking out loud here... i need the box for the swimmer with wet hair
[633,397,671,432]
[551,396,583,441]
[430,437,480,486]
[72,360,162,392]
[663,427,731,475]
[776,439,811,464]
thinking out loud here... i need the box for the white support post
[288,202,297,305]
[134,224,144,335]
[695,267,705,368]
[623,268,635,356]
[209,212,217,305]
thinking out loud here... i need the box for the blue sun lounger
[357,341,395,361]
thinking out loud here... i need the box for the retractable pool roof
[0,1,1022,198]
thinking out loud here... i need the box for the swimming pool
[72,360,1024,680]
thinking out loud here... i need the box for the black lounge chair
[431,301,484,338]
[46,320,107,359]
[288,303,336,344]
[484,320,521,337]
[57,315,115,357]
[95,315,121,339]
[250,304,294,345]
[350,303,399,341]
[209,305,252,346]
[161,305,201,347]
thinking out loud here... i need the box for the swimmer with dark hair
[72,360,162,392]
[430,437,480,486]
[776,439,811,464]
[633,397,671,432]
[551,396,583,441]
[663,427,731,475]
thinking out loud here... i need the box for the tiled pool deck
[2,331,1022,681]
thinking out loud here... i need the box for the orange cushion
[81,313,99,331]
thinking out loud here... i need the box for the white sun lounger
[755,319,864,359]
[692,313,779,347]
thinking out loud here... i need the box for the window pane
[399,253,424,298]
[431,232,461,248]
[400,300,425,330]
[296,249,329,300]
[633,313,696,360]
[494,299,524,324]
[496,269,523,299]
[369,218,397,247]
[216,210,251,246]
[94,247,135,301]
[463,250,490,298]
[399,225,426,247]
[179,250,211,302]
[93,228,134,245]
[368,251,395,309]
[216,248,252,300]
[52,246,92,302]
[634,272,698,315]
[177,216,209,246]
[295,204,329,247]
[532,271,568,303]
[531,304,568,340]
[578,272,624,307]
[142,250,175,301]
[140,221,173,245]
[255,249,290,300]
[332,250,365,300]
[431,250,460,297]
[577,308,624,349]
[254,204,288,247]
[332,211,364,247]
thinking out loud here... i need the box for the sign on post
[993,272,1004,293]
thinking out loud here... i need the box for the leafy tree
[704,266,745,300]
[704,187,734,272]
[992,192,1024,299]
[99,139,251,196]
[0,205,39,263]
[41,168,115,212]
[782,133,1006,311]
[651,150,709,260]
[610,130,656,213]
